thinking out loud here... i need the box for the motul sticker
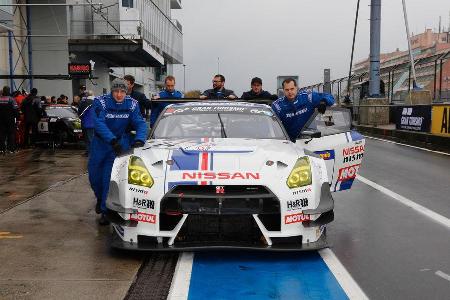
[285,213,310,224]
[338,164,361,181]
[130,212,156,224]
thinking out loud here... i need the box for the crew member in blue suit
[88,78,148,225]
[272,78,335,142]
[150,75,183,128]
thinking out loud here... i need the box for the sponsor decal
[105,113,129,119]
[343,152,364,163]
[292,186,312,196]
[431,105,450,136]
[286,198,309,211]
[182,172,260,180]
[338,164,361,181]
[342,145,365,163]
[286,107,307,118]
[314,150,335,161]
[130,212,156,224]
[250,109,273,116]
[133,197,155,210]
[129,187,149,195]
[285,213,310,224]
[216,186,225,194]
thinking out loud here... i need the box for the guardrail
[341,103,449,137]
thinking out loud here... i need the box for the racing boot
[99,214,110,226]
[95,199,102,214]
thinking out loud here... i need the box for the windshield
[153,111,287,140]
[45,107,77,118]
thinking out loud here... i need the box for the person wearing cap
[88,78,148,225]
[272,78,334,142]
[199,74,237,100]
[150,75,183,128]
[241,77,277,100]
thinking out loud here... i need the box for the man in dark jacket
[241,77,278,100]
[77,90,95,156]
[124,74,151,119]
[200,74,237,100]
[21,88,42,147]
[0,86,19,153]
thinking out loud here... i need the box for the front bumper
[110,229,329,252]
[108,183,334,252]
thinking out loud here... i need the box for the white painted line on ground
[365,136,450,156]
[435,270,450,282]
[167,252,194,300]
[357,175,450,229]
[319,248,369,300]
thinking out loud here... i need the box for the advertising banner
[395,106,431,132]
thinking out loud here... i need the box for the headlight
[286,156,312,189]
[128,156,154,188]
[73,119,81,129]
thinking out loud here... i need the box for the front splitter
[110,230,329,252]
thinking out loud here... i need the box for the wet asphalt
[0,139,449,299]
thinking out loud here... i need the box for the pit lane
[0,138,449,299]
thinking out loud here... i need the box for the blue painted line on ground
[188,251,348,300]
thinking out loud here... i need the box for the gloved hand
[317,100,327,114]
[132,140,145,148]
[110,139,123,156]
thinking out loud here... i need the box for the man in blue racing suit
[88,78,148,225]
[272,78,335,142]
[150,75,183,128]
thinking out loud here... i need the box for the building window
[122,0,134,8]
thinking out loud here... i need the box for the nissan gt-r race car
[106,101,365,251]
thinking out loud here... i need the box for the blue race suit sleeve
[311,91,335,107]
[93,99,116,143]
[130,102,148,142]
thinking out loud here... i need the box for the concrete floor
[0,149,142,300]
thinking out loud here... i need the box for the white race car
[106,101,365,250]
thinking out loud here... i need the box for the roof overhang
[68,38,164,67]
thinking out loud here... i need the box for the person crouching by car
[77,90,95,156]
[88,78,147,225]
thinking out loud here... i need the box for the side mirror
[299,130,321,140]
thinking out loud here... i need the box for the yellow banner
[431,105,450,136]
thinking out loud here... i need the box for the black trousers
[24,122,38,147]
[0,121,16,152]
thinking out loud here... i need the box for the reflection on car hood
[136,138,305,171]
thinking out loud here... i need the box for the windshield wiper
[217,113,227,138]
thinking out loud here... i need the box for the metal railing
[302,50,450,103]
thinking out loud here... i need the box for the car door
[297,107,366,192]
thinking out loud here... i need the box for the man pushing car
[88,78,148,225]
[272,78,335,142]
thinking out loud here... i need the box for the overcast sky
[171,0,450,96]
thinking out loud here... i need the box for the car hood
[133,138,305,185]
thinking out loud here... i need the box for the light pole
[183,64,186,93]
